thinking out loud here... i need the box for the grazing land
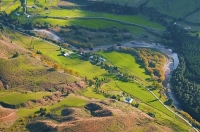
[0,92,51,105]
[0,0,200,131]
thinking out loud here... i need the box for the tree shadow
[150,87,157,91]
[47,68,55,72]
[145,78,152,82]
[147,99,158,103]
[164,100,172,106]
[57,54,63,56]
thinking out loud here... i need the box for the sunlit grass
[36,9,165,30]
[0,0,14,11]
[5,0,21,14]
[98,51,151,82]
[17,94,87,117]
[31,18,144,34]
[81,87,106,99]
[0,91,51,105]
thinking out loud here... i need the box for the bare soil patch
[0,106,18,128]
[0,39,28,59]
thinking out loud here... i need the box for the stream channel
[32,29,182,110]
[123,41,182,110]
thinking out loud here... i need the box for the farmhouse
[124,97,133,104]
[64,53,69,57]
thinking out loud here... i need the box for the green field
[0,91,51,105]
[36,9,165,30]
[98,51,151,83]
[138,103,192,131]
[17,94,87,117]
[1,0,199,131]
[6,30,108,79]
[6,30,175,118]
[46,94,87,108]
[116,81,173,117]
[27,0,57,7]
[146,0,199,18]
[0,0,15,11]
[31,17,144,34]
[15,7,165,30]
[100,0,147,7]
[81,87,106,99]
[96,51,174,117]
[5,0,20,14]
[185,10,200,23]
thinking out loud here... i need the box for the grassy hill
[89,0,148,7]
[0,31,81,91]
[25,96,193,132]
[145,0,199,18]
[100,0,200,19]
[0,28,195,131]
[1,0,200,131]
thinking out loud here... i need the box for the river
[31,30,182,109]
[92,41,182,110]
[125,41,182,110]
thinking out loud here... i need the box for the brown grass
[0,38,85,91]
[26,99,174,132]
[0,106,18,128]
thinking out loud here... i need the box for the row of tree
[171,56,200,123]
[118,47,166,83]
[163,24,200,122]
[84,1,168,27]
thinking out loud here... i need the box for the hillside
[1,0,200,131]
[0,28,195,131]
[26,99,187,132]
[94,0,148,7]
[99,0,200,19]
[145,0,200,18]
[0,37,80,91]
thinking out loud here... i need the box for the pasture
[17,94,87,117]
[115,81,174,117]
[0,0,15,12]
[0,91,51,105]
[6,30,108,79]
[99,0,148,7]
[80,87,106,99]
[27,0,57,7]
[4,0,20,14]
[32,17,144,34]
[35,9,165,30]
[185,10,200,24]
[146,0,198,18]
[138,103,192,131]
[98,51,151,84]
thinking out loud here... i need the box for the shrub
[12,52,19,58]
